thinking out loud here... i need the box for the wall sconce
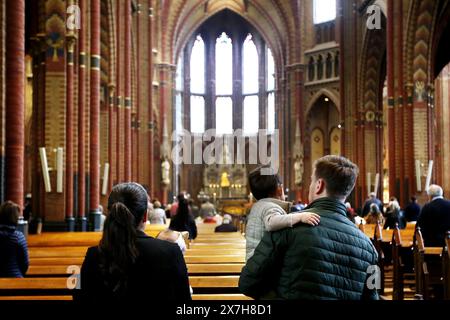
[39,148,52,193]
[101,163,110,196]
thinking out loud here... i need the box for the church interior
[0,0,450,302]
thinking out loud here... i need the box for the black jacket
[404,202,421,222]
[0,225,29,278]
[169,216,197,240]
[77,230,191,302]
[239,198,379,300]
[215,223,238,233]
[417,198,450,247]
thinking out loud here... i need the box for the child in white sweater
[245,166,320,260]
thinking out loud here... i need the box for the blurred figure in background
[215,214,238,233]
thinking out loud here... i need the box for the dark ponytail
[98,183,148,295]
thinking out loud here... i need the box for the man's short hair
[427,184,443,198]
[248,165,283,200]
[313,155,359,199]
[369,192,376,198]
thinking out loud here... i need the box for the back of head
[100,182,148,295]
[369,192,376,199]
[175,194,191,222]
[248,165,282,200]
[427,184,443,198]
[153,200,161,209]
[0,201,20,226]
[223,214,232,224]
[369,203,380,214]
[314,155,359,200]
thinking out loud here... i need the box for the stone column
[124,0,132,181]
[387,0,397,199]
[89,0,101,230]
[77,0,87,231]
[5,0,25,210]
[65,30,77,231]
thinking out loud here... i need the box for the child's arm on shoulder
[290,211,320,226]
[263,209,320,231]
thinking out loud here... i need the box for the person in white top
[148,201,166,225]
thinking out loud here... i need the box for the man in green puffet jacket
[239,155,379,300]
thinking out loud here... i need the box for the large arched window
[243,34,259,135]
[190,36,205,133]
[177,11,277,137]
[216,32,233,134]
[267,48,275,133]
[175,56,183,133]
[313,0,336,24]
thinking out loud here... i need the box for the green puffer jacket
[239,197,379,300]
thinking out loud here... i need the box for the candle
[39,148,52,192]
[56,148,64,193]
[425,160,434,192]
[101,163,110,196]
[415,160,422,192]
[366,172,371,195]
[374,173,380,197]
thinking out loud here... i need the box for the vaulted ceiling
[159,0,307,70]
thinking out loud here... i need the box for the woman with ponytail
[169,194,198,240]
[78,183,191,302]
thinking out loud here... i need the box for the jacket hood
[305,197,347,218]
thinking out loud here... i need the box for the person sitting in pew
[215,214,238,233]
[0,201,29,278]
[404,196,421,222]
[383,199,406,230]
[77,182,191,302]
[365,203,384,225]
[417,185,450,247]
[169,194,197,240]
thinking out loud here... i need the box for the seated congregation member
[78,183,191,302]
[383,199,406,229]
[362,192,383,217]
[365,203,384,225]
[215,214,238,233]
[404,197,421,222]
[199,199,216,219]
[0,201,29,278]
[239,156,379,300]
[148,200,166,225]
[417,184,450,247]
[169,194,197,240]
[245,166,320,261]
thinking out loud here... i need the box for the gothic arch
[305,88,340,117]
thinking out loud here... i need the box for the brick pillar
[387,0,396,200]
[77,0,87,231]
[65,30,76,231]
[115,0,122,184]
[148,0,154,197]
[5,0,25,211]
[89,0,101,230]
[124,0,132,182]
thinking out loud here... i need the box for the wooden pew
[444,232,450,300]
[28,247,244,258]
[414,227,445,300]
[0,276,242,300]
[27,263,245,277]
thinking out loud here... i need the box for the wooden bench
[27,263,244,276]
[28,247,244,258]
[0,275,242,300]
[414,227,446,300]
[444,232,450,300]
